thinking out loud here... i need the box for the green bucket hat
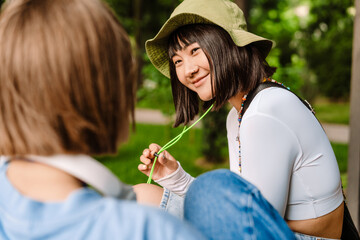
[145,0,274,79]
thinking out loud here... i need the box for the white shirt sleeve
[155,162,195,197]
[228,87,343,220]
[240,114,301,217]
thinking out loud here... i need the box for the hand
[138,143,179,180]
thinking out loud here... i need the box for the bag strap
[242,81,315,117]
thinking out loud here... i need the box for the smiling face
[166,24,275,127]
[171,42,213,101]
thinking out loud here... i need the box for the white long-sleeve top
[157,87,343,220]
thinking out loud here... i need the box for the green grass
[313,102,350,125]
[97,124,349,190]
[332,143,348,173]
[331,142,349,189]
[96,123,228,185]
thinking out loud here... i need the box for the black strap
[243,81,315,117]
[242,81,360,239]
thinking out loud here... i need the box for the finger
[142,149,151,158]
[157,151,178,171]
[157,152,167,164]
[149,143,161,154]
[158,150,175,163]
[140,155,152,165]
[138,164,150,174]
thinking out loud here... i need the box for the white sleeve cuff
[155,161,195,197]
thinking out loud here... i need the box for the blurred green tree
[249,0,354,101]
[301,0,354,100]
[249,0,309,98]
[105,0,181,87]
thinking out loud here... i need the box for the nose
[185,61,199,78]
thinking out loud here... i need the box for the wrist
[155,162,194,197]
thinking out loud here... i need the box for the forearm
[155,162,195,197]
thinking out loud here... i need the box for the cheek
[176,69,187,86]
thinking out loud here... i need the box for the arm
[240,114,301,217]
[138,143,194,197]
[133,183,164,206]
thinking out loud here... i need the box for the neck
[228,91,247,112]
[7,159,83,202]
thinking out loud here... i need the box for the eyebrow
[169,43,194,59]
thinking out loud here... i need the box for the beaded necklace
[236,78,288,173]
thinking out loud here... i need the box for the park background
[0,0,353,186]
[103,0,354,187]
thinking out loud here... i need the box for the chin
[199,95,214,102]
[197,89,214,102]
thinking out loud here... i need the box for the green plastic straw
[147,104,214,184]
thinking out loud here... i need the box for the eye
[191,47,200,54]
[173,59,182,66]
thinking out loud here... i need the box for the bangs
[168,25,202,59]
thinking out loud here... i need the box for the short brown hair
[168,24,276,127]
[0,0,136,155]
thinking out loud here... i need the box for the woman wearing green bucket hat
[139,0,348,239]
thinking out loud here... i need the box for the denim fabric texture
[160,188,184,219]
[184,169,296,240]
[294,232,338,240]
[0,160,205,240]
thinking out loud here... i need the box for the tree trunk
[233,0,249,23]
[133,0,143,88]
[347,0,360,231]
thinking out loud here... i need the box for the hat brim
[146,13,273,79]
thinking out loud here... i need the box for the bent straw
[147,104,214,184]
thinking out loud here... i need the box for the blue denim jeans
[160,188,184,219]
[184,169,296,240]
[294,232,338,240]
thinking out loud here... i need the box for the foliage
[301,0,354,100]
[105,0,180,44]
[137,54,175,116]
[201,106,229,163]
[249,0,354,101]
[135,0,354,163]
[249,0,309,98]
[104,0,182,85]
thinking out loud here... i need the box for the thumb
[158,151,178,171]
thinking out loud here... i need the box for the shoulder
[244,87,314,124]
[252,87,304,113]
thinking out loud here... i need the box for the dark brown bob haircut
[168,24,276,127]
[0,0,136,156]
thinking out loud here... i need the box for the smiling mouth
[193,74,209,88]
